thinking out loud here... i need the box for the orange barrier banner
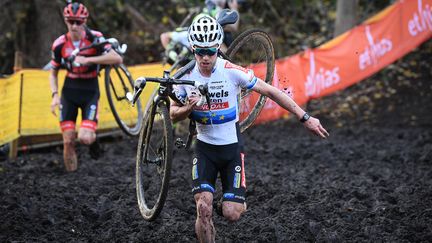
[251,0,432,124]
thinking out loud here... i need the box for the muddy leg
[194,191,215,243]
[63,130,77,172]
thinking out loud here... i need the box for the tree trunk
[334,0,358,37]
[25,0,64,68]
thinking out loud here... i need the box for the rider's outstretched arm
[252,79,330,139]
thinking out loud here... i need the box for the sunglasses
[194,47,218,57]
[66,19,84,26]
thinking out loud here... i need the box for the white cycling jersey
[173,57,258,145]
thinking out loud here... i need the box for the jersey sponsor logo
[208,89,229,98]
[223,193,245,201]
[89,104,97,120]
[224,62,250,74]
[195,101,229,111]
[192,164,198,180]
[81,120,97,131]
[60,121,76,132]
[241,153,246,188]
[234,172,241,188]
[209,85,224,89]
[223,193,235,199]
[200,183,215,193]
[191,106,237,125]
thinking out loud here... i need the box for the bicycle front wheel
[226,29,275,133]
[136,100,173,221]
[105,64,143,136]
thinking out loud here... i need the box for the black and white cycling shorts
[59,81,100,132]
[191,139,246,203]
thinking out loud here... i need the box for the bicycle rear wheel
[136,100,173,221]
[105,64,143,136]
[226,29,275,133]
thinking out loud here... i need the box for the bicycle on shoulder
[67,36,143,136]
[128,9,275,221]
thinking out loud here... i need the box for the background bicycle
[67,34,143,136]
[160,7,201,75]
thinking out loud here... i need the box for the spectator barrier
[0,0,431,146]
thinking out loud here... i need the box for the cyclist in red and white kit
[170,15,329,242]
[49,2,122,172]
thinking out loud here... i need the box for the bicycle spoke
[106,65,143,136]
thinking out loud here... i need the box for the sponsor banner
[242,0,431,125]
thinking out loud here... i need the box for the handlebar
[128,76,209,109]
[67,37,127,67]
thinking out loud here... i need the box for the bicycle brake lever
[197,84,211,110]
[129,88,142,106]
[67,48,81,67]
[71,48,80,57]
[118,44,127,54]
[106,38,127,54]
[129,77,147,105]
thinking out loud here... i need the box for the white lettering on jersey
[173,58,257,145]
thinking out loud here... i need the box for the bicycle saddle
[217,9,239,27]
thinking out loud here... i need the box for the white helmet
[188,15,224,48]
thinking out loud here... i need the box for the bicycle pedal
[175,138,186,148]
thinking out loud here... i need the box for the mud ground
[1,41,431,242]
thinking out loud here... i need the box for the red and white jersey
[174,57,257,145]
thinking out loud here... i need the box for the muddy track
[1,41,431,242]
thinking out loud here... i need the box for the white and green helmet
[188,15,224,48]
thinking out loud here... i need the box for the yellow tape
[0,73,21,144]
[0,64,166,145]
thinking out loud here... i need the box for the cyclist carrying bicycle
[49,2,123,172]
[170,15,329,242]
